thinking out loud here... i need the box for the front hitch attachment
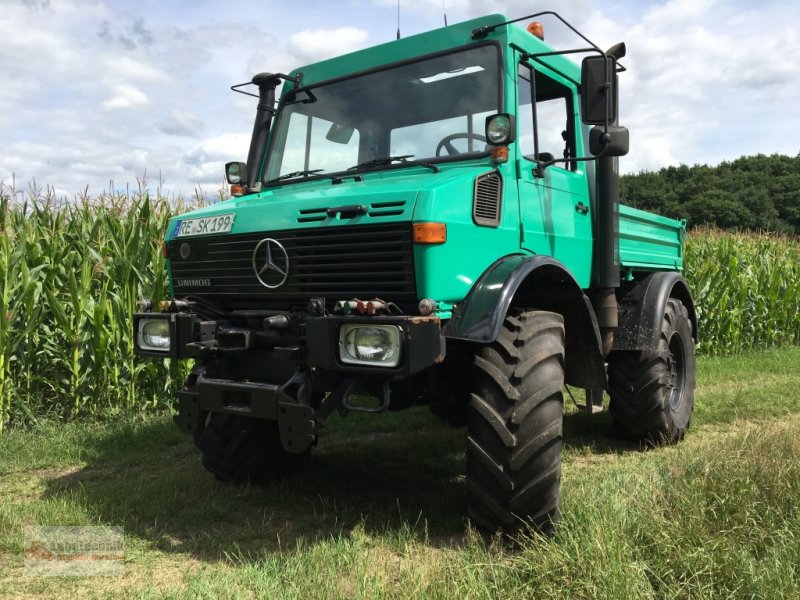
[276,371,316,453]
[342,381,392,413]
[312,379,391,426]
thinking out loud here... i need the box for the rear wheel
[608,298,696,444]
[193,412,309,483]
[466,311,565,535]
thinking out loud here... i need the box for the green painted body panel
[619,205,686,271]
[411,164,520,303]
[165,13,685,305]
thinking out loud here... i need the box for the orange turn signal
[230,183,246,197]
[490,146,509,163]
[413,222,447,244]
[527,21,544,40]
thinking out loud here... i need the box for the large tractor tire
[193,412,309,483]
[608,298,696,445]
[466,311,565,535]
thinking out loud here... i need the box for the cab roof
[285,13,581,92]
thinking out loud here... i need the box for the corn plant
[0,180,798,428]
[685,228,800,355]
[0,180,204,427]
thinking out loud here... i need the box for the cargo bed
[619,205,686,272]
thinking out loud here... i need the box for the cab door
[516,61,593,288]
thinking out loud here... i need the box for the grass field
[1,347,800,599]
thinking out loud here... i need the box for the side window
[518,64,576,169]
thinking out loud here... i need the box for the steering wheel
[435,133,488,156]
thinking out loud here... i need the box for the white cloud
[182,133,249,169]
[158,110,204,137]
[107,56,169,82]
[614,0,800,170]
[1,0,799,197]
[102,84,150,109]
[289,27,370,64]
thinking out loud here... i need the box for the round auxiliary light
[486,114,513,145]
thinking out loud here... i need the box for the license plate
[174,213,234,237]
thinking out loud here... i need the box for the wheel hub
[666,333,686,412]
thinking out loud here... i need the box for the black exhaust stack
[595,154,621,291]
[590,125,629,355]
[245,73,282,192]
[581,47,629,355]
[593,152,621,355]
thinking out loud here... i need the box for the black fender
[614,271,698,351]
[444,254,607,390]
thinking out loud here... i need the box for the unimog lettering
[175,279,211,288]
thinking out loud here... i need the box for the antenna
[442,0,448,26]
[396,0,401,39]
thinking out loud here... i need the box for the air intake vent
[297,207,327,223]
[297,200,407,223]
[473,171,502,227]
[369,200,406,217]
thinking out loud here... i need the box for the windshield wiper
[267,169,340,183]
[347,155,439,173]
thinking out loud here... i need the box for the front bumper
[135,311,445,452]
[133,311,445,378]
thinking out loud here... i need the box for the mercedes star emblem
[252,238,290,288]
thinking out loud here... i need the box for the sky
[1,0,799,198]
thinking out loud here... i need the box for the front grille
[168,223,417,311]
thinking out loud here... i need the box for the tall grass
[0,182,798,427]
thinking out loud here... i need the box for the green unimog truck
[135,11,697,534]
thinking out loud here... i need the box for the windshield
[264,44,500,183]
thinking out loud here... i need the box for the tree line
[619,153,800,234]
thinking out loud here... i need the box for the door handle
[575,202,589,215]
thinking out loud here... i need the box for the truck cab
[135,13,697,535]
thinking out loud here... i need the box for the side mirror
[225,161,247,185]
[589,125,629,157]
[581,55,618,125]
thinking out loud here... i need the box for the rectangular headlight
[137,318,172,352]
[339,324,402,367]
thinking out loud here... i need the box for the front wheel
[607,298,696,444]
[466,311,565,535]
[193,412,309,483]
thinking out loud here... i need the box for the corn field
[0,183,798,428]
[685,228,800,355]
[0,181,200,429]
